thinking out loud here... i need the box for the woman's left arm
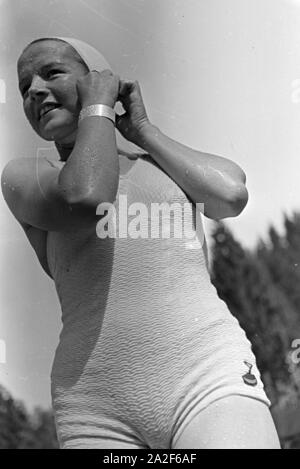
[116,80,248,220]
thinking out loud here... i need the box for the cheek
[54,77,79,108]
[23,101,35,125]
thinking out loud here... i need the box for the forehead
[18,40,80,77]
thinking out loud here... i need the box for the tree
[258,214,300,314]
[211,221,300,404]
[0,385,58,449]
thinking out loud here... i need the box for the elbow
[62,185,118,215]
[205,160,248,218]
[65,191,117,212]
[204,183,249,221]
[227,183,249,217]
[62,193,117,222]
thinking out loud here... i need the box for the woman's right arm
[57,69,120,209]
[1,70,120,232]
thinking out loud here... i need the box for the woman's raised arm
[116,80,248,221]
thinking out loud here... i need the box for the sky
[1,0,300,409]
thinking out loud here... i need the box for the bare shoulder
[1,156,97,232]
[1,156,61,220]
[1,158,58,278]
[1,155,59,185]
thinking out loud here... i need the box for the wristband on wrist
[79,104,116,125]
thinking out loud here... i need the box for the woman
[1,37,280,449]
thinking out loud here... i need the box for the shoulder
[1,156,62,194]
[1,156,56,215]
[1,156,68,231]
[1,159,54,279]
[1,155,57,174]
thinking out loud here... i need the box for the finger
[119,80,135,97]
[117,91,131,110]
[133,80,143,97]
[118,81,128,97]
[117,114,132,136]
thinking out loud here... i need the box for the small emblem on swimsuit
[242,361,258,386]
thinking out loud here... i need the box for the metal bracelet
[79,104,116,125]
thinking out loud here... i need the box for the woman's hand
[116,80,151,145]
[76,69,120,109]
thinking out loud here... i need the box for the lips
[38,103,61,120]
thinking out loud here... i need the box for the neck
[55,142,74,161]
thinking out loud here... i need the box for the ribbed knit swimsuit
[47,154,270,449]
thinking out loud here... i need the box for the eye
[21,85,29,97]
[47,69,64,78]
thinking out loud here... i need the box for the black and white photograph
[0,0,300,451]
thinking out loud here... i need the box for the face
[17,40,88,145]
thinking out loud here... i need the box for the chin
[39,133,56,142]
[39,122,77,144]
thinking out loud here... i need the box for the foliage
[211,218,300,403]
[210,213,300,447]
[0,385,58,449]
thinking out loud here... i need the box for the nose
[28,75,48,100]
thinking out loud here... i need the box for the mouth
[39,103,62,121]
